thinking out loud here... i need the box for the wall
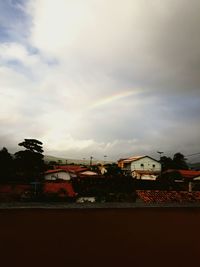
[131,157,161,172]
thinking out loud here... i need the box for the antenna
[90,156,93,166]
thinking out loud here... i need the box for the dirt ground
[0,208,199,267]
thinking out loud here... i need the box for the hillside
[44,155,114,165]
[188,162,200,170]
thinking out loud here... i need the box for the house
[163,169,200,192]
[54,165,88,175]
[118,155,161,180]
[44,169,71,181]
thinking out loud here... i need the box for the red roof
[119,155,159,164]
[55,165,88,173]
[164,169,200,179]
[137,190,200,203]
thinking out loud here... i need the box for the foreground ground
[0,208,199,267]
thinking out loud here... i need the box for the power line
[186,152,200,157]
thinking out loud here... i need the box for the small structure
[44,169,71,181]
[118,155,161,180]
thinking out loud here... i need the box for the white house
[44,169,71,181]
[118,156,161,180]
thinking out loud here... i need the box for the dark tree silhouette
[160,153,188,171]
[0,147,14,183]
[18,139,43,153]
[14,139,45,182]
[160,156,174,171]
[105,163,122,175]
[173,152,188,170]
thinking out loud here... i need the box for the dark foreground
[0,208,199,267]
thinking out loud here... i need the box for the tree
[18,139,44,153]
[173,152,188,170]
[105,163,122,175]
[160,156,174,171]
[14,139,45,182]
[0,147,14,183]
[160,153,188,171]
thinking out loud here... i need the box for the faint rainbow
[88,90,136,110]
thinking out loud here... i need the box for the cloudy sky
[0,0,200,161]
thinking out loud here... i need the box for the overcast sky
[0,0,200,161]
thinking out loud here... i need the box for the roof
[54,165,88,173]
[164,169,200,179]
[120,155,160,164]
[137,190,200,203]
[45,169,68,175]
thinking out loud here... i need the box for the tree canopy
[15,139,44,182]
[18,139,44,153]
[0,147,14,183]
[160,152,188,171]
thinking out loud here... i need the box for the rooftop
[164,169,200,179]
[137,190,200,203]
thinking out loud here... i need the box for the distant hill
[44,155,114,165]
[188,162,200,170]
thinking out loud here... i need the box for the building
[44,169,71,181]
[54,165,88,176]
[163,169,200,192]
[118,155,161,180]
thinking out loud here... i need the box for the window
[141,163,144,167]
[152,164,155,168]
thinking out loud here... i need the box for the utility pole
[104,155,107,164]
[90,156,93,166]
[157,151,164,160]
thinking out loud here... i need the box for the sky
[0,0,200,162]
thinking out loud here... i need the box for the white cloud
[0,0,200,160]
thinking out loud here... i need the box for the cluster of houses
[45,155,162,181]
[42,155,200,198]
[1,154,200,203]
